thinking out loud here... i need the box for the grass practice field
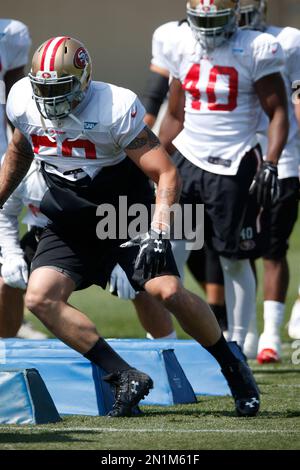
[0,219,299,450]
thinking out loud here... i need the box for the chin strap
[39,110,92,143]
[39,115,56,142]
[67,112,87,141]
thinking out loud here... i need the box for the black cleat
[222,361,260,417]
[103,369,153,417]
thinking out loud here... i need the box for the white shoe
[288,299,300,339]
[257,333,281,364]
[17,322,48,340]
[243,332,259,359]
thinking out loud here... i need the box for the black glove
[249,162,280,209]
[121,229,169,281]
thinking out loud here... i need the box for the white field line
[276,384,300,387]
[0,427,299,434]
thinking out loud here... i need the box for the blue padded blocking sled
[0,368,61,424]
[107,340,245,396]
[0,340,112,416]
[0,339,196,415]
[108,348,196,406]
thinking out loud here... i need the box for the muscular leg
[133,292,176,339]
[144,275,221,346]
[25,268,100,352]
[205,283,225,306]
[26,266,155,417]
[143,275,260,417]
[187,247,227,331]
[264,257,289,303]
[0,277,24,337]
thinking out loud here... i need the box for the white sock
[243,309,259,359]
[247,308,258,337]
[146,330,177,340]
[263,301,285,338]
[220,257,256,349]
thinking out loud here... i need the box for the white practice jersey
[6,78,146,180]
[0,160,48,259]
[257,26,300,179]
[162,27,284,175]
[0,19,31,158]
[151,20,190,73]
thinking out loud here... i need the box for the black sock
[204,334,239,369]
[209,304,228,331]
[84,337,132,374]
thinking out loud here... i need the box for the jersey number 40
[183,64,238,111]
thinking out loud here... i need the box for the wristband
[150,220,171,237]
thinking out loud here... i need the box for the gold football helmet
[29,36,92,120]
[239,0,267,30]
[187,0,240,50]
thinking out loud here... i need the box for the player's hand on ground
[121,229,169,280]
[109,263,137,300]
[249,161,280,209]
[1,255,28,290]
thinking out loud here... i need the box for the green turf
[26,216,300,341]
[1,217,299,450]
[0,346,299,450]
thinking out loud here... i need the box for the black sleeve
[141,71,169,117]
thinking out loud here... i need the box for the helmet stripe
[40,37,55,71]
[49,36,70,71]
[41,36,69,72]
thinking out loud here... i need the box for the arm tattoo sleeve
[126,126,161,151]
[0,132,34,207]
[157,187,181,205]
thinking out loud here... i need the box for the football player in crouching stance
[0,36,260,417]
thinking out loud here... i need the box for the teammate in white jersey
[160,0,289,352]
[0,19,33,337]
[0,36,260,417]
[0,160,48,338]
[142,19,188,140]
[140,18,228,336]
[240,0,300,362]
[0,19,31,156]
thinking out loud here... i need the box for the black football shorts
[172,147,260,258]
[262,177,299,260]
[187,244,224,285]
[31,157,179,290]
[31,225,179,291]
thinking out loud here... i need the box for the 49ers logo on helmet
[199,0,217,12]
[74,47,89,69]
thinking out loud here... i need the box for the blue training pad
[0,339,232,415]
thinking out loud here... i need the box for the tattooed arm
[125,125,182,233]
[0,129,34,208]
